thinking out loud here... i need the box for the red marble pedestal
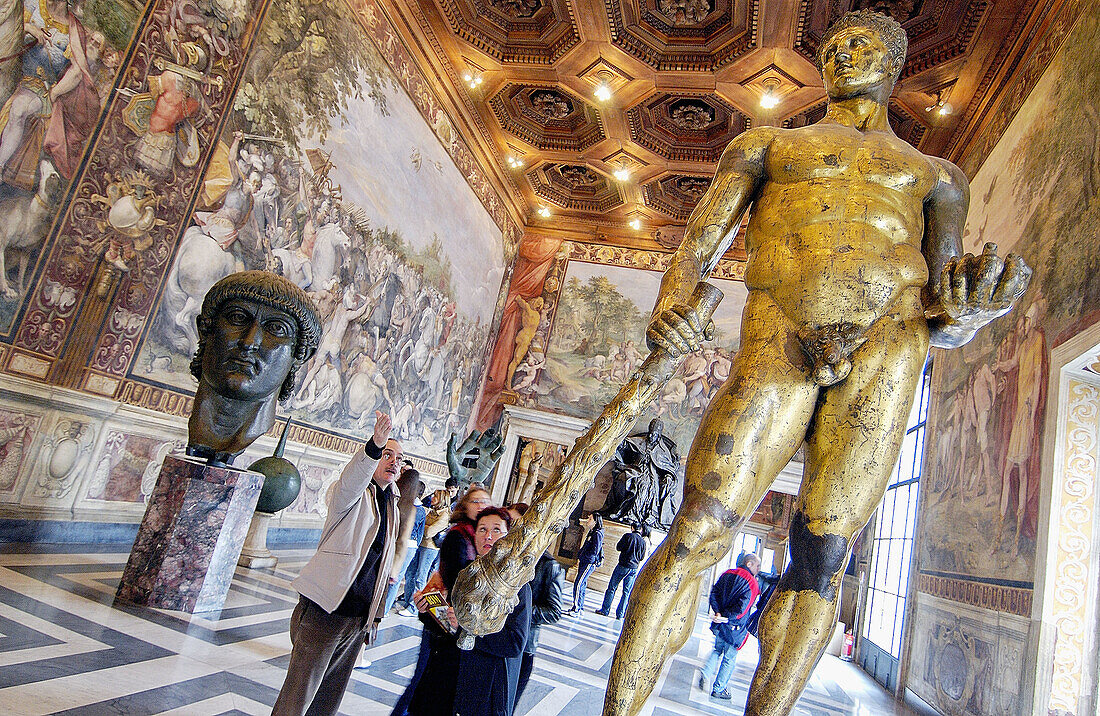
[115,454,265,613]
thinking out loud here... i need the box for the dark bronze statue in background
[187,271,321,465]
[605,10,1032,715]
[600,418,683,530]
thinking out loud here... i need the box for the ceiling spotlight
[463,71,483,90]
[925,90,954,117]
[538,207,551,218]
[506,156,524,168]
[759,78,781,109]
[613,166,630,181]
[629,218,641,230]
[594,83,613,102]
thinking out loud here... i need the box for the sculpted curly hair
[190,271,322,402]
[818,10,908,84]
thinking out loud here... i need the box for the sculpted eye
[266,320,295,337]
[224,307,250,324]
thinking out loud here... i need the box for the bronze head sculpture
[188,271,321,464]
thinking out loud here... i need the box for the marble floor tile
[0,545,935,715]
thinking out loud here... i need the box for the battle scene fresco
[133,0,506,461]
[533,260,749,451]
[0,0,135,332]
[918,9,1100,587]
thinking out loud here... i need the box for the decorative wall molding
[917,573,1032,617]
[565,240,745,281]
[1045,377,1098,715]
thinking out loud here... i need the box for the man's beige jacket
[292,446,401,636]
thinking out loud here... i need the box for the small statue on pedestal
[599,418,683,530]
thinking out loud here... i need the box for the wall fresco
[529,257,749,451]
[131,0,505,462]
[0,0,134,333]
[918,7,1100,588]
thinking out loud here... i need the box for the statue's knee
[673,495,740,554]
[780,511,849,601]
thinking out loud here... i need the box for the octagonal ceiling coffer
[627,92,747,163]
[796,0,987,80]
[605,0,758,71]
[491,84,606,152]
[527,162,625,213]
[643,173,712,220]
[434,0,581,64]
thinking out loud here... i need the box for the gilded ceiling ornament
[488,0,542,19]
[559,165,600,187]
[855,0,920,22]
[674,176,709,198]
[656,0,713,26]
[668,101,715,129]
[530,90,574,120]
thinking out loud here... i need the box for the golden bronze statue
[605,10,1031,715]
[188,271,321,465]
[454,11,1030,714]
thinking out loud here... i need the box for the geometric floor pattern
[0,545,935,715]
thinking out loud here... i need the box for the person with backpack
[568,513,603,614]
[699,552,761,700]
[596,523,647,619]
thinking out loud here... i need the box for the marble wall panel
[0,403,45,503]
[907,592,1030,716]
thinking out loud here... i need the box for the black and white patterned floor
[0,545,929,715]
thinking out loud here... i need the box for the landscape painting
[134,0,506,461]
[535,260,749,451]
[918,9,1100,586]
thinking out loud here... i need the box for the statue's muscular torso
[741,123,947,330]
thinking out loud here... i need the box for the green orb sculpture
[249,417,302,514]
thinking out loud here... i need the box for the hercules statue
[605,11,1031,715]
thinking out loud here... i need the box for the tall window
[863,358,933,660]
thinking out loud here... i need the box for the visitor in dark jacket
[454,506,531,716]
[399,486,492,716]
[699,552,761,700]
[514,550,566,706]
[569,513,603,613]
[597,524,648,619]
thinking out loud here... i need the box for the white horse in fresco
[159,224,238,355]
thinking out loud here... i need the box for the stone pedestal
[115,454,264,613]
[238,511,278,569]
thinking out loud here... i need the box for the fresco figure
[130,68,203,177]
[296,284,371,400]
[604,12,1031,715]
[994,301,1045,554]
[0,158,61,296]
[187,271,321,464]
[506,295,543,388]
[0,0,99,187]
[162,132,259,354]
[960,362,997,499]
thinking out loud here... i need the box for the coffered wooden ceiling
[380,0,1074,250]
